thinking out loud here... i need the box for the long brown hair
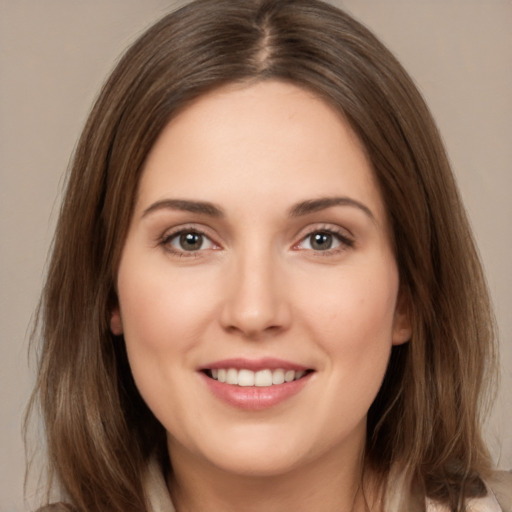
[27,0,497,510]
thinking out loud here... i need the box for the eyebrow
[141,196,375,221]
[288,197,375,220]
[142,199,224,218]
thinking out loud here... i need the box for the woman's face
[113,81,410,478]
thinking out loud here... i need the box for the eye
[296,229,353,252]
[164,230,216,253]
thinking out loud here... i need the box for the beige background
[1,1,510,510]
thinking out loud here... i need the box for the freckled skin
[112,81,411,508]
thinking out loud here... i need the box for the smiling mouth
[204,368,313,387]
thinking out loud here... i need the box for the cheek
[302,265,397,339]
[117,257,217,355]
[280,258,400,449]
[296,258,399,386]
[115,254,219,427]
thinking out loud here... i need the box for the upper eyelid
[158,224,220,251]
[295,223,354,241]
[159,227,220,257]
[293,224,356,251]
[160,223,216,240]
[157,222,355,248]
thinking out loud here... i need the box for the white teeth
[238,369,255,387]
[284,370,295,382]
[209,368,308,386]
[255,369,273,387]
[272,369,285,385]
[226,368,238,385]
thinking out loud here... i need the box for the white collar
[144,457,175,512]
[143,457,508,512]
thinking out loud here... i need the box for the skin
[111,81,411,512]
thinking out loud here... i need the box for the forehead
[136,80,387,224]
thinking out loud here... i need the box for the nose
[219,250,292,339]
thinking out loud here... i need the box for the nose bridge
[220,239,290,337]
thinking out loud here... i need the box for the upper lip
[200,357,311,372]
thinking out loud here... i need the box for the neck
[167,440,382,512]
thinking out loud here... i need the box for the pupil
[180,232,202,251]
[311,232,332,250]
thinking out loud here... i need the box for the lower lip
[200,372,313,410]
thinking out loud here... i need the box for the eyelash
[294,226,354,256]
[159,225,354,257]
[159,226,217,257]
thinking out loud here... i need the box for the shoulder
[425,471,512,512]
[487,470,512,512]
[35,504,77,512]
[144,455,176,512]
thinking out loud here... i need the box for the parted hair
[27,1,497,511]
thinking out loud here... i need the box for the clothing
[144,460,512,512]
[37,460,512,511]
[142,458,512,512]
[424,470,512,511]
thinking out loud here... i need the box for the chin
[209,449,308,478]
[168,425,317,478]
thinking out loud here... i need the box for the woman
[28,0,511,511]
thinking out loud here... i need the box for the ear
[392,290,412,346]
[110,306,123,336]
